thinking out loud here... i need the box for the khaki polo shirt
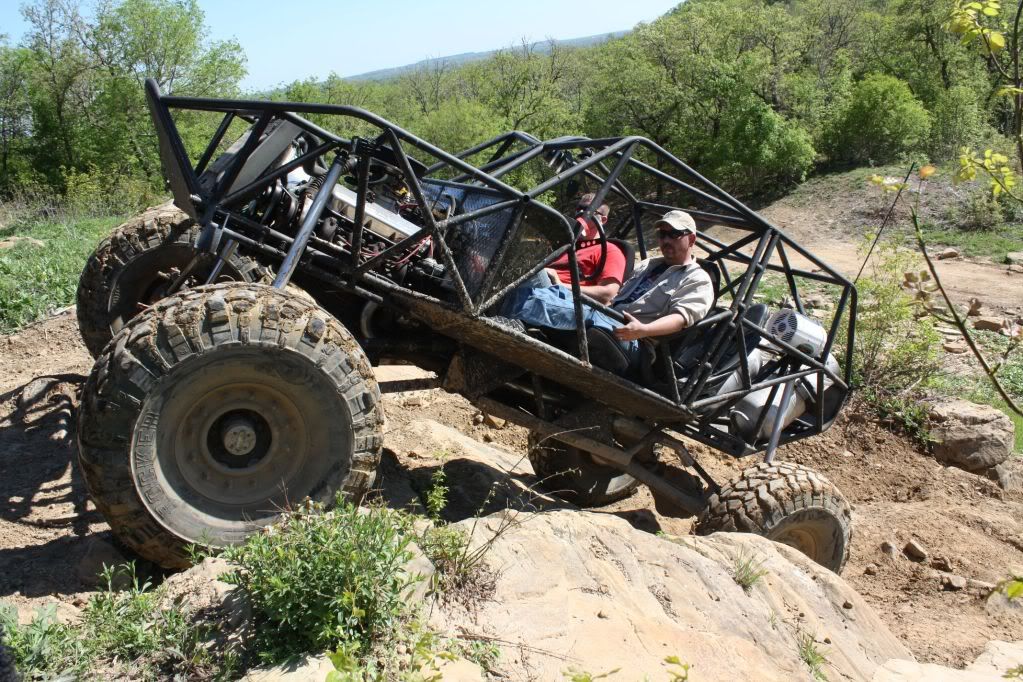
[613,258,714,327]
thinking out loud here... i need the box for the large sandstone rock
[435,509,910,681]
[872,640,1023,681]
[927,400,1015,472]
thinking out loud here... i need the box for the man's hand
[614,312,648,341]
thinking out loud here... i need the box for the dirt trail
[1,311,1021,669]
[758,203,1022,311]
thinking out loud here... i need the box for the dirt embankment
[1,310,1021,670]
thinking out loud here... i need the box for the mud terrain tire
[695,462,851,573]
[527,433,642,507]
[77,202,267,358]
[76,283,383,568]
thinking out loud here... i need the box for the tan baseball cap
[654,209,698,235]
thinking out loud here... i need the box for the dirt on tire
[76,283,384,567]
[76,201,268,358]
[695,461,852,573]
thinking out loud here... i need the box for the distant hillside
[345,31,628,82]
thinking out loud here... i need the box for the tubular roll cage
[144,78,856,467]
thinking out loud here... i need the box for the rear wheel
[76,202,268,357]
[76,283,383,568]
[694,462,852,573]
[527,431,644,507]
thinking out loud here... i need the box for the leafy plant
[731,550,769,594]
[221,498,418,663]
[0,562,225,680]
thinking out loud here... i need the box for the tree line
[0,0,1010,208]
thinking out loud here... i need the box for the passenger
[540,193,627,304]
[501,209,714,375]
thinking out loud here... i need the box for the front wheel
[76,283,383,568]
[694,462,852,573]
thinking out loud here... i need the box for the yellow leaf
[987,31,1006,52]
[919,165,936,180]
[983,5,999,14]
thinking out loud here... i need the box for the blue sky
[0,0,679,90]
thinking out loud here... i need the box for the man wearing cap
[542,193,627,304]
[499,209,714,375]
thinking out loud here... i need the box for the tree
[824,73,932,165]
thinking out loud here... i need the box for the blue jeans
[500,285,640,368]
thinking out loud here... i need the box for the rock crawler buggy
[75,79,858,573]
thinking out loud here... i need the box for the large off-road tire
[77,202,268,358]
[694,461,852,573]
[76,283,383,568]
[527,433,642,507]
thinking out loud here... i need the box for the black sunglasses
[657,230,689,240]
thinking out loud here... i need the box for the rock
[238,653,334,681]
[930,556,953,572]
[482,413,505,429]
[966,640,1023,676]
[935,247,960,260]
[397,419,567,513]
[985,588,1023,618]
[903,539,928,562]
[1009,264,1023,274]
[987,460,1023,492]
[162,557,250,629]
[843,600,855,609]
[472,413,484,425]
[76,536,129,587]
[881,541,899,558]
[865,564,878,576]
[1006,251,1023,265]
[871,659,1007,681]
[927,400,1015,472]
[966,298,983,317]
[942,341,968,354]
[438,510,910,681]
[15,598,81,625]
[966,578,996,593]
[433,658,485,681]
[939,573,967,591]
[972,316,1007,332]
[401,542,437,605]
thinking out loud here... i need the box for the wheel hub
[221,415,258,456]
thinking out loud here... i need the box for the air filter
[766,309,828,358]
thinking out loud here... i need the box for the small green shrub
[731,550,769,594]
[843,246,942,394]
[0,603,85,678]
[0,563,224,680]
[221,498,417,663]
[825,74,931,165]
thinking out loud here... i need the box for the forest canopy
[0,0,1013,206]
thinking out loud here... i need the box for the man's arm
[613,311,685,341]
[579,279,621,305]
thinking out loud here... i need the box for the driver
[500,209,713,375]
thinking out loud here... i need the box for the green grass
[0,215,122,333]
[917,221,1023,262]
[731,550,769,594]
[0,563,232,680]
[797,632,829,681]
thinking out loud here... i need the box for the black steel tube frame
[142,78,857,457]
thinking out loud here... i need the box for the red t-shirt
[550,241,627,285]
